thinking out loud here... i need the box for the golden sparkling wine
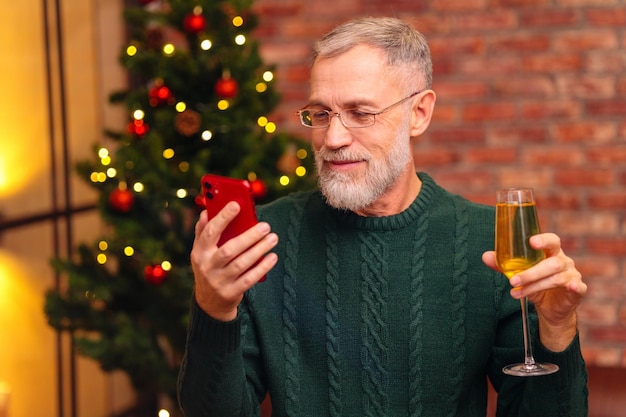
[494,188,558,376]
[495,202,545,279]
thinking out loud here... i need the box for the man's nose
[323,113,352,149]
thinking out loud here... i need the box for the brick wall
[252,0,626,367]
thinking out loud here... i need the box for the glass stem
[520,297,536,367]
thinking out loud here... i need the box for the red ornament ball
[148,84,172,106]
[109,188,134,213]
[183,12,206,34]
[215,76,239,99]
[144,264,167,285]
[250,179,267,200]
[127,120,149,137]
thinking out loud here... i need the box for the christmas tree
[44,0,314,414]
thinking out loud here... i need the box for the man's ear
[410,89,436,137]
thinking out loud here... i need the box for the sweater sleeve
[488,299,588,417]
[177,299,264,417]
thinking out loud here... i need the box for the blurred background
[0,0,624,416]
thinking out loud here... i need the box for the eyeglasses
[296,91,422,129]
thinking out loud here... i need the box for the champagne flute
[495,188,559,376]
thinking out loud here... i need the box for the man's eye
[346,109,372,120]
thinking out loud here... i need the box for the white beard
[315,117,412,212]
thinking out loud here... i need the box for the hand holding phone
[200,174,265,281]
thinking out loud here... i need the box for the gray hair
[312,17,433,89]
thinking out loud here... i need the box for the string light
[126,44,137,56]
[262,71,274,82]
[124,246,134,256]
[217,100,229,110]
[133,182,144,193]
[161,261,172,271]
[200,39,212,50]
[295,166,307,177]
[158,409,170,417]
[176,189,187,198]
[201,130,213,141]
[255,82,267,93]
[279,176,290,186]
[175,102,187,112]
[97,254,107,264]
[106,168,117,178]
[232,16,244,27]
[264,122,276,133]
[257,116,268,127]
[163,149,175,159]
[163,43,175,56]
[297,148,308,159]
[234,34,246,45]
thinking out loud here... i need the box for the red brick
[587,281,626,303]
[412,148,459,167]
[427,127,486,144]
[462,103,516,122]
[587,146,626,164]
[488,127,547,145]
[558,0,622,6]
[455,10,517,31]
[555,75,616,98]
[578,301,619,326]
[465,147,517,164]
[492,0,551,6]
[555,169,615,187]
[519,9,580,27]
[553,29,618,51]
[551,121,616,144]
[587,238,626,255]
[522,147,585,166]
[432,81,489,100]
[430,0,488,12]
[589,327,626,344]
[497,168,551,189]
[586,99,626,117]
[458,56,520,76]
[491,76,554,97]
[535,192,581,210]
[433,170,495,193]
[585,7,626,26]
[555,212,620,236]
[581,346,621,367]
[521,100,581,119]
[588,192,626,210]
[428,36,485,56]
[574,256,620,279]
[490,33,550,53]
[430,103,458,123]
[585,51,626,73]
[523,53,583,72]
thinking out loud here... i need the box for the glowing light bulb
[232,16,244,27]
[163,43,175,55]
[133,182,144,193]
[201,39,212,50]
[175,102,187,112]
[201,130,213,141]
[263,71,274,82]
[235,34,246,45]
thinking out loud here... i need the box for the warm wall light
[0,381,9,417]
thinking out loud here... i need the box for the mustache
[315,147,372,163]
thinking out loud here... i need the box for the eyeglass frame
[296,90,423,129]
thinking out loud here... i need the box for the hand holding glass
[495,188,559,376]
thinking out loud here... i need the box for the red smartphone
[200,174,265,281]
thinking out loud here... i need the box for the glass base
[503,362,559,377]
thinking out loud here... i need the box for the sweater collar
[329,172,438,231]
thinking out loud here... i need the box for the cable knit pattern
[408,210,428,417]
[283,201,304,416]
[359,231,390,417]
[325,219,342,417]
[445,197,469,417]
[178,173,588,417]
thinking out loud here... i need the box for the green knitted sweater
[178,173,588,417]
